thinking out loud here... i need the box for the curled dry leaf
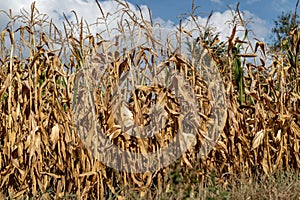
[252,130,265,150]
[50,124,60,149]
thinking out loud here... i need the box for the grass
[85,169,300,199]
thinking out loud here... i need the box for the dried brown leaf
[252,130,265,150]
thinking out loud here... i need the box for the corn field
[0,1,299,199]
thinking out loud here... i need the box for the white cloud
[0,0,269,48]
[242,11,270,40]
[271,0,295,12]
[210,0,222,4]
[0,0,151,37]
[181,10,269,42]
[246,0,260,4]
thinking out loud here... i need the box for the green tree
[271,0,299,51]
[271,0,300,93]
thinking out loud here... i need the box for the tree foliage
[271,0,300,51]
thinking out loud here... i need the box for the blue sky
[0,0,298,43]
[127,0,299,41]
[127,0,298,25]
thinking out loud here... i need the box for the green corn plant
[232,44,244,106]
